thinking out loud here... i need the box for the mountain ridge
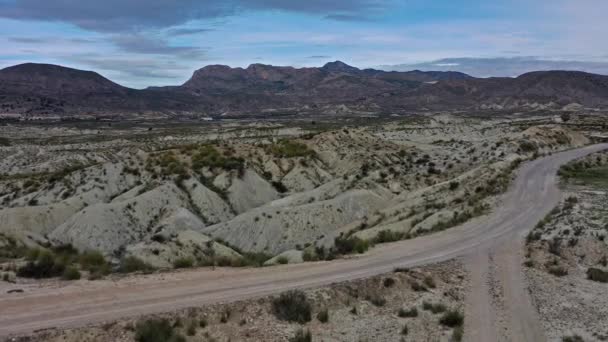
[1,61,607,117]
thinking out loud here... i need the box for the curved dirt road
[1,143,607,340]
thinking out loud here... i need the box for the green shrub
[317,308,329,323]
[119,256,155,273]
[334,235,369,255]
[173,257,194,269]
[62,266,81,280]
[79,250,110,276]
[401,325,409,336]
[398,307,418,318]
[587,267,608,283]
[277,256,289,265]
[562,335,584,342]
[17,250,65,279]
[134,319,185,342]
[290,329,312,342]
[272,290,312,323]
[439,310,464,327]
[422,301,446,314]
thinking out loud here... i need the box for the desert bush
[383,277,396,288]
[119,256,155,273]
[290,329,312,342]
[452,326,464,342]
[317,308,329,323]
[79,250,110,274]
[62,266,81,280]
[173,257,194,269]
[277,256,289,265]
[410,280,427,292]
[548,265,568,277]
[135,319,185,342]
[271,181,288,193]
[333,235,369,255]
[422,301,447,314]
[366,293,387,307]
[562,335,584,342]
[587,267,608,283]
[439,310,464,327]
[17,250,65,279]
[374,230,404,244]
[401,325,409,335]
[398,307,418,318]
[423,276,436,289]
[272,290,312,323]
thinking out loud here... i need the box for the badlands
[0,112,607,342]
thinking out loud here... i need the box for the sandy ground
[1,143,607,341]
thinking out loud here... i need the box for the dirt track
[1,143,607,341]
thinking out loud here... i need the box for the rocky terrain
[7,260,468,342]
[0,114,601,284]
[524,150,608,341]
[2,61,608,118]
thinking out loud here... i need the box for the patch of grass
[439,310,464,327]
[272,290,312,323]
[135,319,185,342]
[587,267,608,283]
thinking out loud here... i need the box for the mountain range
[1,61,607,118]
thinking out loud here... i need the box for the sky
[1,0,607,88]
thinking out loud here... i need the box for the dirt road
[1,144,607,340]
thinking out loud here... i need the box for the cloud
[166,28,214,37]
[109,34,207,59]
[308,55,331,59]
[0,0,393,32]
[379,57,608,77]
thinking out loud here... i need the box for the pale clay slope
[0,119,594,270]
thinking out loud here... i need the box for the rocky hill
[1,62,608,117]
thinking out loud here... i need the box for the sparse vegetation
[587,268,608,283]
[439,310,464,327]
[135,319,185,342]
[272,290,312,323]
[398,307,418,318]
[290,329,312,342]
[268,140,315,158]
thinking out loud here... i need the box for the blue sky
[1,0,606,88]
